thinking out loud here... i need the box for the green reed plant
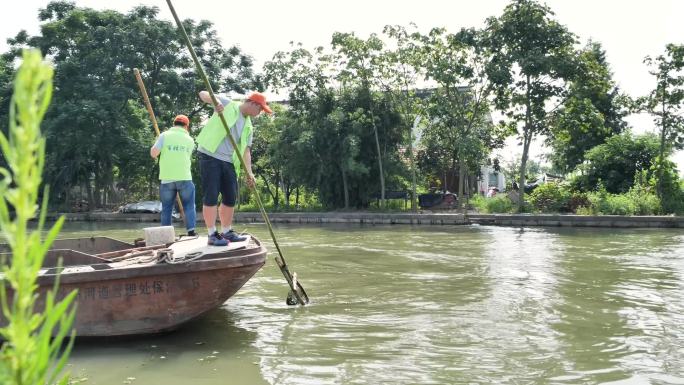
[0,49,76,385]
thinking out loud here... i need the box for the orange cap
[246,92,272,114]
[173,114,189,127]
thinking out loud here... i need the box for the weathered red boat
[1,234,266,337]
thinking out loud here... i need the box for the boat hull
[3,235,266,337]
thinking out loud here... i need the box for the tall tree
[263,45,351,207]
[639,43,684,199]
[265,42,405,209]
[484,0,577,210]
[4,1,256,208]
[416,27,499,210]
[382,24,424,211]
[0,56,13,137]
[548,41,629,173]
[332,32,389,208]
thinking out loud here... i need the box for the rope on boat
[156,248,206,264]
[108,248,205,266]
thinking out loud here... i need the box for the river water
[56,222,684,385]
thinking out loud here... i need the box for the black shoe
[187,230,197,237]
[222,229,247,242]
[208,231,229,246]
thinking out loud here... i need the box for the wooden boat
[0,234,266,337]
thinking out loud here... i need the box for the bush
[471,194,514,213]
[529,183,571,213]
[578,184,661,215]
[627,185,662,215]
[566,192,590,212]
[653,166,684,215]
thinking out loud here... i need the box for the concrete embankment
[47,212,684,228]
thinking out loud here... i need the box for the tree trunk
[519,135,531,212]
[463,167,471,216]
[340,165,349,210]
[93,184,102,209]
[371,117,385,209]
[409,142,417,212]
[458,158,466,213]
[519,75,533,212]
[274,171,280,209]
[85,181,93,210]
[65,187,71,212]
[295,186,300,209]
[657,99,667,199]
[284,181,291,210]
[260,175,277,205]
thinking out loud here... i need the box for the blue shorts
[198,152,237,207]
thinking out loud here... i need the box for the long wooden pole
[164,0,309,305]
[133,68,187,225]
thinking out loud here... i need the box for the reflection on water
[55,222,684,384]
[68,307,267,385]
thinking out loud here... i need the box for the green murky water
[56,222,684,384]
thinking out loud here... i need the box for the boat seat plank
[170,235,251,259]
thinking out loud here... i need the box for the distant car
[119,201,162,214]
[118,201,179,218]
[418,191,458,210]
[72,199,90,212]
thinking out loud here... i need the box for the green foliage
[413,27,499,206]
[502,156,549,186]
[0,56,13,142]
[578,183,662,215]
[382,24,425,211]
[5,1,257,209]
[572,133,662,194]
[547,41,628,173]
[639,43,684,199]
[650,163,684,214]
[0,49,76,385]
[471,194,514,213]
[332,32,391,208]
[529,182,571,213]
[484,0,578,210]
[264,40,409,210]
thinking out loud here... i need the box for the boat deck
[169,235,253,259]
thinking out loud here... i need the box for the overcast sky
[4,0,684,172]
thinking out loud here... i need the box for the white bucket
[143,226,176,246]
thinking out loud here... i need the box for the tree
[332,32,389,208]
[484,0,577,210]
[639,43,684,199]
[263,43,332,115]
[548,41,629,173]
[0,56,13,137]
[416,27,500,210]
[266,38,405,209]
[382,24,425,211]
[263,45,348,206]
[250,104,307,209]
[573,133,663,194]
[4,1,257,208]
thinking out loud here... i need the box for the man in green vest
[150,115,197,236]
[196,91,271,246]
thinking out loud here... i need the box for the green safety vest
[159,126,194,181]
[196,101,253,177]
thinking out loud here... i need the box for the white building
[477,165,505,196]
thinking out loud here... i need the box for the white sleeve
[153,134,164,150]
[217,94,231,106]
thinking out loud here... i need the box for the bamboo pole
[164,0,309,305]
[133,68,187,225]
